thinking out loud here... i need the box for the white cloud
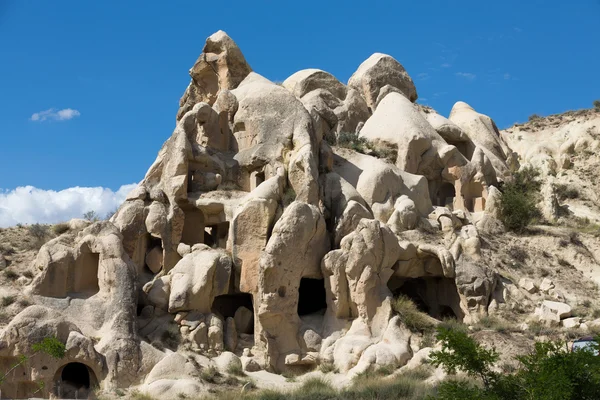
[31,108,81,122]
[455,72,476,80]
[440,63,452,68]
[416,72,430,80]
[0,184,137,227]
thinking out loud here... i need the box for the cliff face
[0,30,598,399]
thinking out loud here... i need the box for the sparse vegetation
[3,269,19,280]
[1,295,15,307]
[593,100,600,109]
[392,295,435,333]
[336,131,398,163]
[555,183,580,200]
[200,365,220,383]
[319,361,338,373]
[52,222,70,235]
[528,114,542,121]
[431,326,600,400]
[499,166,542,232]
[83,210,100,222]
[227,362,245,376]
[28,223,49,240]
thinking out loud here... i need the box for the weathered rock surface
[5,30,599,399]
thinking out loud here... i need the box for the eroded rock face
[8,30,525,396]
[348,53,418,109]
[177,30,252,120]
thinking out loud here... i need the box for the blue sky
[0,0,599,225]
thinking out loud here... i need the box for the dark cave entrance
[204,221,230,249]
[298,278,327,316]
[212,293,254,334]
[389,277,463,321]
[435,182,456,209]
[56,362,95,399]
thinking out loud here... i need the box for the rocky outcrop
[3,30,526,397]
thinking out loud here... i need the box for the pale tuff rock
[178,30,252,120]
[348,53,418,109]
[5,30,525,397]
[283,69,370,142]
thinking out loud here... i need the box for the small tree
[429,327,499,388]
[499,166,541,232]
[83,210,99,222]
[593,100,600,109]
[430,326,600,400]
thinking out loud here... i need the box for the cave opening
[389,277,463,321]
[297,278,327,316]
[435,182,456,209]
[181,208,205,246]
[212,293,254,334]
[56,362,95,399]
[204,221,230,249]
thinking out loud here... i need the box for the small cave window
[212,293,254,334]
[181,208,205,246]
[143,236,163,275]
[56,362,95,399]
[251,170,265,191]
[205,222,230,249]
[436,182,456,209]
[298,278,327,316]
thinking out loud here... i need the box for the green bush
[593,100,600,109]
[499,167,541,232]
[429,326,600,400]
[528,114,542,121]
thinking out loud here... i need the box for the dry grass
[392,295,435,333]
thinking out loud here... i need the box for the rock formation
[1,30,548,398]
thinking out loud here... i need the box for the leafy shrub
[430,326,600,400]
[528,114,542,121]
[593,100,600,109]
[499,167,541,232]
[392,295,435,333]
[337,131,369,153]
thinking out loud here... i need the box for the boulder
[562,317,581,329]
[519,278,538,294]
[214,351,242,373]
[348,53,418,109]
[167,247,232,313]
[234,306,253,334]
[539,278,555,294]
